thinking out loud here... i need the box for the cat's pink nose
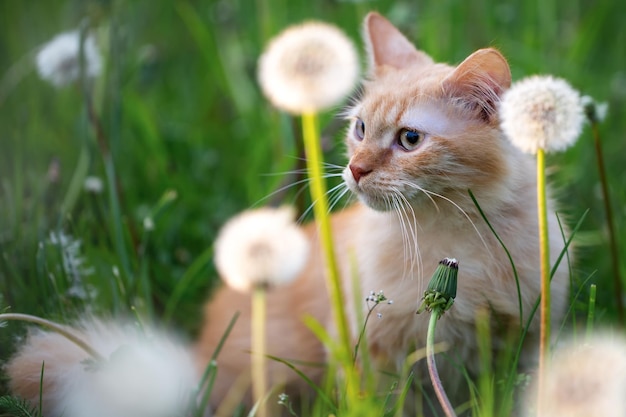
[349,164,372,183]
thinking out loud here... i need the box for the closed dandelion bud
[417,258,459,315]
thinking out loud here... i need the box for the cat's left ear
[364,12,434,75]
[442,48,511,124]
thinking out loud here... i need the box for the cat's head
[343,12,512,213]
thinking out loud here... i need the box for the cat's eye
[354,118,365,141]
[398,129,424,151]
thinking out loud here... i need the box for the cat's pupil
[398,129,423,151]
[406,131,419,144]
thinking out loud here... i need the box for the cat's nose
[349,164,373,183]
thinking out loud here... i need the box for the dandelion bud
[417,258,459,315]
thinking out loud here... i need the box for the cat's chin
[355,194,394,212]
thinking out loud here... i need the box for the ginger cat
[197,12,570,415]
[6,12,569,417]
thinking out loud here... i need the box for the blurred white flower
[14,320,198,417]
[527,334,626,417]
[214,206,310,292]
[581,95,609,123]
[84,176,104,194]
[49,231,94,282]
[36,30,102,87]
[257,21,359,114]
[499,75,584,154]
[143,217,155,232]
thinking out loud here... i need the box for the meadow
[0,0,625,415]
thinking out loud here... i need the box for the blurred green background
[0,0,624,380]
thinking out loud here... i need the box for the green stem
[536,148,550,409]
[591,121,624,325]
[586,284,597,339]
[0,313,104,361]
[252,287,267,417]
[426,310,456,417]
[300,113,351,361]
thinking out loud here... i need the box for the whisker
[390,193,411,280]
[399,180,440,212]
[252,176,313,207]
[398,182,493,256]
[328,184,352,212]
[392,188,422,281]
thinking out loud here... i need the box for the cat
[6,11,569,417]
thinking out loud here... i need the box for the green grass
[0,0,625,415]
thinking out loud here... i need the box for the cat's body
[6,12,569,417]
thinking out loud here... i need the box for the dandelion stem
[302,112,358,399]
[301,112,352,377]
[426,310,456,417]
[252,286,267,417]
[536,148,551,410]
[418,258,458,416]
[587,284,597,339]
[0,313,104,361]
[591,121,624,325]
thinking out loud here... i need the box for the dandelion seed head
[214,206,310,292]
[36,30,102,87]
[527,334,626,417]
[258,21,359,114]
[143,217,155,232]
[48,320,198,417]
[84,176,104,194]
[499,75,584,154]
[581,95,609,124]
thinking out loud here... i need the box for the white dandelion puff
[8,319,197,417]
[214,206,310,292]
[526,334,626,417]
[258,21,359,114]
[83,176,104,194]
[499,75,584,154]
[581,95,609,124]
[36,30,102,87]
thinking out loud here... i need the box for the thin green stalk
[536,148,550,405]
[586,284,597,339]
[252,287,267,417]
[468,190,523,330]
[476,308,494,417]
[591,121,624,324]
[300,113,351,365]
[195,312,240,416]
[0,313,104,361]
[426,311,456,417]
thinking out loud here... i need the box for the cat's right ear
[364,12,433,75]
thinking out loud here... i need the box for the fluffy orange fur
[5,12,569,417]
[198,12,569,414]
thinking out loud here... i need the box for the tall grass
[0,0,624,415]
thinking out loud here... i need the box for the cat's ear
[364,12,434,75]
[442,48,511,124]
